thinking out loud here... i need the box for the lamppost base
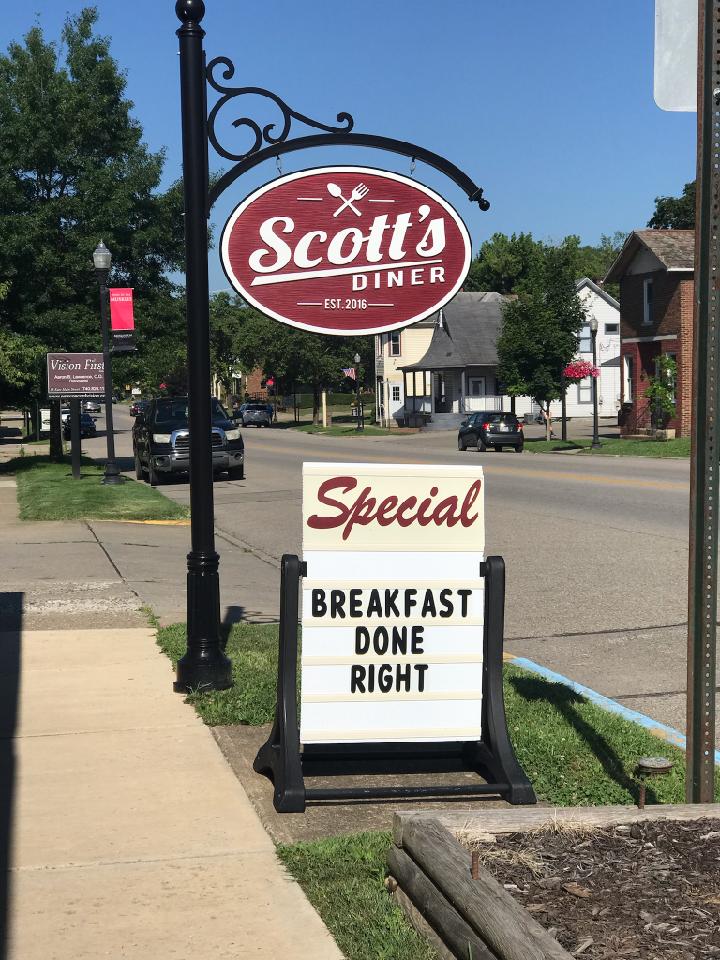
[102,470,124,485]
[174,649,233,693]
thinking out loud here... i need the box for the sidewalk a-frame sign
[255,463,534,811]
[173,0,534,809]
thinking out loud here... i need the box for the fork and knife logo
[327,181,369,217]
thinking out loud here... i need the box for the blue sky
[4,1,696,291]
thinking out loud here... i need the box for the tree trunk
[49,399,64,462]
[312,385,320,425]
[510,395,516,415]
[545,401,552,442]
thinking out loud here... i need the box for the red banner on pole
[109,288,134,329]
[109,288,136,352]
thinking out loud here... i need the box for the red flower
[563,360,599,380]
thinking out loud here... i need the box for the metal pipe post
[70,399,81,480]
[590,330,601,448]
[686,0,718,802]
[174,0,232,693]
[355,366,361,430]
[97,271,122,483]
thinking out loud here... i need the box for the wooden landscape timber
[388,803,720,960]
[391,818,573,960]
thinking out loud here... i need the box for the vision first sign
[47,353,105,398]
[300,462,485,744]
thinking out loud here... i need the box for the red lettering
[460,479,482,527]
[306,477,482,540]
[395,496,418,525]
[375,495,399,525]
[344,487,376,540]
[432,496,461,526]
[306,476,357,529]
[416,487,439,526]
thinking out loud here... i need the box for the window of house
[577,380,592,404]
[578,324,592,352]
[643,279,654,325]
[389,332,401,356]
[391,385,401,402]
[605,323,619,335]
[623,355,633,403]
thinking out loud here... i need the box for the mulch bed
[460,818,720,959]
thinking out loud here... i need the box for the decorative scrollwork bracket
[206,56,354,163]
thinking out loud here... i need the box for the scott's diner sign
[221,166,472,335]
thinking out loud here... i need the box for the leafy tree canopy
[497,237,586,411]
[211,294,373,413]
[648,180,695,230]
[0,7,185,405]
[465,231,624,299]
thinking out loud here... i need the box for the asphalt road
[83,405,707,736]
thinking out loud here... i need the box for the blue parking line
[507,655,720,767]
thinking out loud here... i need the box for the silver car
[241,402,272,427]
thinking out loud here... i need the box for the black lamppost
[354,352,363,431]
[174,0,232,693]
[93,241,122,484]
[590,316,601,449]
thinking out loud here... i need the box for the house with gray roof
[396,292,507,429]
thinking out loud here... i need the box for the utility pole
[686,0,719,801]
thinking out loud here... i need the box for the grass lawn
[292,422,395,437]
[159,620,718,960]
[525,436,690,457]
[277,832,435,960]
[1,455,189,521]
[159,620,706,806]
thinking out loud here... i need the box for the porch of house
[399,366,505,429]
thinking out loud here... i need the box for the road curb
[505,653,720,766]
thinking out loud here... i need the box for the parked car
[238,402,273,427]
[63,413,98,440]
[129,399,149,417]
[457,411,524,452]
[132,396,245,485]
[83,399,102,414]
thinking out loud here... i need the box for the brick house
[605,230,694,437]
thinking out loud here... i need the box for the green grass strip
[1,455,189,521]
[525,437,690,457]
[277,832,435,960]
[157,622,717,806]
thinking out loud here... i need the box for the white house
[514,278,621,420]
[374,281,620,428]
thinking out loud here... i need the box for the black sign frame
[254,555,535,812]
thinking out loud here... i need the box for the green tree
[497,238,586,439]
[0,9,185,454]
[230,305,372,422]
[648,180,695,229]
[576,231,626,297]
[464,232,543,294]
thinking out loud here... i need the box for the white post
[321,389,327,428]
[460,370,466,415]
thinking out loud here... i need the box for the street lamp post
[354,352,363,431]
[174,0,232,693]
[93,241,122,484]
[590,316,601,449]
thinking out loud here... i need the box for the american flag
[342,367,357,380]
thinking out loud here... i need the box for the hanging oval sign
[220,166,472,336]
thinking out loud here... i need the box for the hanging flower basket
[563,360,599,380]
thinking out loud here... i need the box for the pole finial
[175,0,205,24]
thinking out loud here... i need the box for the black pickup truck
[132,397,245,485]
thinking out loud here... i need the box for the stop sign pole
[686,0,719,802]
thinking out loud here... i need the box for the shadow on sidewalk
[0,593,21,960]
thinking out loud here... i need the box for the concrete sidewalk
[4,626,342,959]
